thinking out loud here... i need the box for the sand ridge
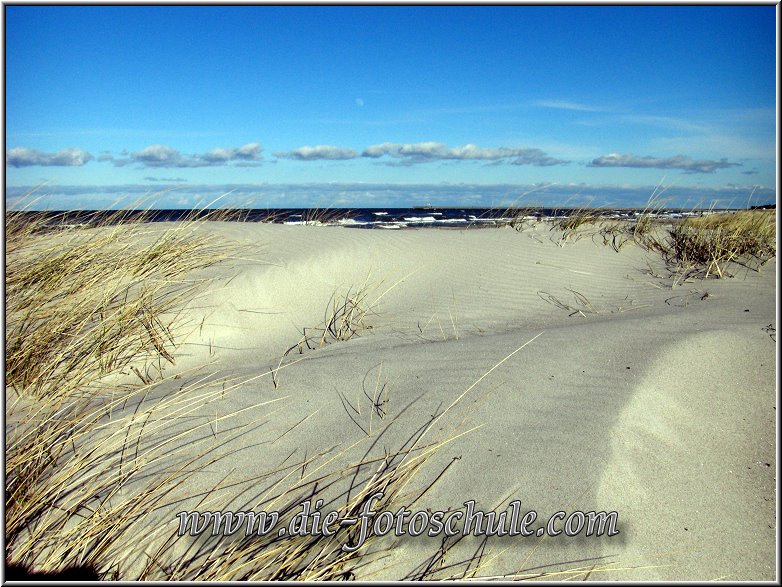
[48,221,775,580]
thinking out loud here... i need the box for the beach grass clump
[5,208,243,577]
[320,285,374,344]
[291,283,375,353]
[299,207,355,226]
[139,426,452,580]
[664,210,776,278]
[549,208,607,245]
[274,284,375,388]
[506,207,541,232]
[595,221,631,252]
[595,206,666,253]
[6,363,317,579]
[5,209,233,399]
[5,380,206,578]
[629,196,670,242]
[554,208,603,232]
[630,210,660,241]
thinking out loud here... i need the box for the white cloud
[361,142,399,158]
[201,143,262,163]
[6,147,93,167]
[234,143,262,159]
[274,145,359,160]
[362,142,568,166]
[107,143,263,168]
[134,145,183,166]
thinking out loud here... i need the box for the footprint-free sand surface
[99,221,776,580]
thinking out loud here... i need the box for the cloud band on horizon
[589,153,740,174]
[6,143,741,176]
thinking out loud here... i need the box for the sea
[13,206,755,231]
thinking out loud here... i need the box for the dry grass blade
[595,222,631,252]
[538,290,599,317]
[338,363,391,436]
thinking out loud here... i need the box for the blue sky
[5,5,777,209]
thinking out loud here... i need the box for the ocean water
[15,206,726,231]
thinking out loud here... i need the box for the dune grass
[662,209,776,278]
[272,283,375,389]
[504,207,541,232]
[300,207,355,225]
[307,284,375,348]
[553,208,604,233]
[4,207,243,576]
[503,197,775,282]
[5,207,234,399]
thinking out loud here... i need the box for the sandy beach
[6,219,777,580]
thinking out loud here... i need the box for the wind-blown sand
[104,221,776,580]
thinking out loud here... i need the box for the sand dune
[9,220,775,580]
[104,221,771,580]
